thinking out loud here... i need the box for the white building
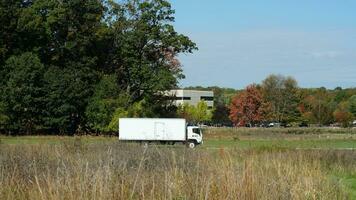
[166,89,214,109]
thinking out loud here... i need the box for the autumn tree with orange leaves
[229,84,264,127]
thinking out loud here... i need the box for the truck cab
[186,126,203,148]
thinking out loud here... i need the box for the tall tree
[301,88,336,126]
[1,52,45,134]
[333,101,353,127]
[229,84,263,127]
[177,103,195,123]
[0,0,106,134]
[0,0,32,66]
[108,0,197,102]
[349,95,356,118]
[0,0,196,134]
[193,101,212,123]
[0,101,9,130]
[261,74,300,123]
[177,101,211,124]
[212,103,231,126]
[333,87,348,103]
[85,75,123,133]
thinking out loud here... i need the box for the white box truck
[119,118,203,148]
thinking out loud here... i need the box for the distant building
[166,89,214,109]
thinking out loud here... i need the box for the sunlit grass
[204,138,356,149]
[1,128,355,199]
[0,142,354,199]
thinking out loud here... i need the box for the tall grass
[0,141,354,199]
[203,127,356,140]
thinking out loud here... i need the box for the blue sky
[169,0,356,89]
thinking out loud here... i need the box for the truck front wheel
[187,141,196,148]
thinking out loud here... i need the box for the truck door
[154,122,165,140]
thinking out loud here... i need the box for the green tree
[107,108,129,133]
[177,101,211,124]
[108,0,197,103]
[177,103,195,123]
[107,99,154,133]
[0,0,31,66]
[301,88,336,126]
[16,0,106,65]
[349,95,356,118]
[1,0,106,133]
[212,103,231,125]
[193,101,212,123]
[333,87,348,103]
[85,75,124,133]
[43,65,97,134]
[0,0,197,134]
[0,101,9,130]
[1,52,45,134]
[261,74,300,123]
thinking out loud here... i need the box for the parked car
[267,122,280,128]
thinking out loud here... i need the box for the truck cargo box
[119,118,186,141]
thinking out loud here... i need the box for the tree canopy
[0,0,197,134]
[229,84,263,127]
[177,101,212,124]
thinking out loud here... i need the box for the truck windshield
[192,128,201,135]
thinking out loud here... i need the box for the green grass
[0,135,117,145]
[330,172,356,199]
[341,174,356,198]
[203,138,356,149]
[1,135,356,150]
[0,133,356,199]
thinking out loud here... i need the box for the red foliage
[333,110,353,127]
[298,104,306,113]
[229,84,263,127]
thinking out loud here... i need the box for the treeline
[1,1,355,135]
[0,0,197,135]
[190,75,356,127]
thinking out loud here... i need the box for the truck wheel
[187,141,195,148]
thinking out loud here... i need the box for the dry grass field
[0,128,355,199]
